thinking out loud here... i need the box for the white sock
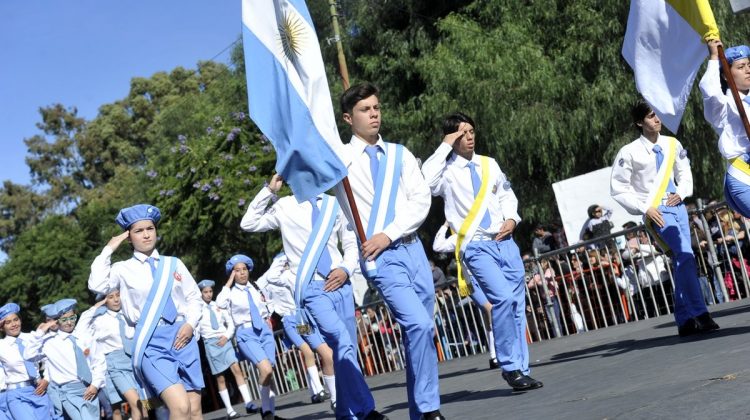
[488,327,497,360]
[219,389,235,414]
[260,385,275,413]
[323,375,336,403]
[238,384,252,404]
[306,365,324,395]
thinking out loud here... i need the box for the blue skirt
[6,385,55,420]
[140,320,204,396]
[204,336,239,375]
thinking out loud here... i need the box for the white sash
[131,256,177,404]
[294,195,339,310]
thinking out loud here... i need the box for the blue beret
[0,303,20,321]
[726,45,750,65]
[41,304,59,319]
[115,204,161,230]
[197,279,215,289]
[225,254,254,274]
[53,298,77,317]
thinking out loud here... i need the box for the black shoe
[261,411,287,420]
[696,312,720,331]
[226,412,240,419]
[421,410,447,420]
[330,400,336,411]
[502,370,542,391]
[245,402,260,414]
[364,410,389,420]
[311,390,328,403]
[678,318,700,337]
[489,358,499,369]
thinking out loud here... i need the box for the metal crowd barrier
[218,199,750,405]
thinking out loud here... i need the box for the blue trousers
[56,381,99,420]
[0,391,9,420]
[6,385,55,420]
[463,238,529,374]
[725,172,750,218]
[468,275,489,307]
[364,239,440,420]
[652,204,709,325]
[304,280,375,420]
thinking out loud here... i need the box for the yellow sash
[729,155,750,177]
[455,156,490,297]
[643,137,677,253]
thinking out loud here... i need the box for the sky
[0,1,242,186]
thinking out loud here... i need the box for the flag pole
[328,0,369,243]
[718,45,750,138]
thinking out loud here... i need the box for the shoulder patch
[679,149,688,159]
[503,181,512,191]
[618,158,625,167]
[266,207,276,215]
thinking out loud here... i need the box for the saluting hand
[224,270,236,288]
[324,268,348,292]
[107,231,130,251]
[442,122,470,146]
[36,319,58,333]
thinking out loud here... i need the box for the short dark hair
[442,112,476,136]
[340,82,379,114]
[631,100,652,133]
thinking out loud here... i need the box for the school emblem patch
[618,158,625,167]
[679,149,688,159]
[503,181,512,191]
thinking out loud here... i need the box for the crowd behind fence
[211,199,750,408]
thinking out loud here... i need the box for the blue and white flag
[243,0,348,202]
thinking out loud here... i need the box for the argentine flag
[622,0,720,134]
[242,0,348,202]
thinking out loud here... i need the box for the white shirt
[240,190,359,277]
[90,310,135,356]
[422,142,522,236]
[432,224,457,253]
[197,301,235,340]
[699,59,750,159]
[24,330,106,389]
[0,364,7,391]
[256,255,297,317]
[342,135,431,241]
[0,333,38,383]
[215,283,271,329]
[610,135,693,215]
[88,249,203,329]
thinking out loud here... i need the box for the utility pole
[328,0,350,89]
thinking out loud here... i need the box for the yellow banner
[455,156,490,297]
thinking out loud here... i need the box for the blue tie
[208,304,220,330]
[652,145,677,194]
[743,96,750,107]
[148,256,177,322]
[68,335,92,385]
[309,198,333,278]
[467,162,492,229]
[117,313,134,356]
[244,287,264,331]
[15,338,38,379]
[365,145,380,187]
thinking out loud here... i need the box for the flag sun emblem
[278,12,305,62]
